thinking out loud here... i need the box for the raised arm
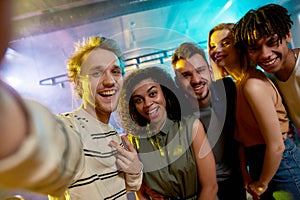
[0,81,84,198]
[0,81,28,159]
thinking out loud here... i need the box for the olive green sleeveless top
[132,115,200,198]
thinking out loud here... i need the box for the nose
[209,46,221,61]
[144,97,153,108]
[260,45,272,59]
[101,71,115,86]
[214,44,222,52]
[190,73,202,85]
[110,75,116,84]
[214,44,224,56]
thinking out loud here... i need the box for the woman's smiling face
[209,29,240,74]
[132,78,167,129]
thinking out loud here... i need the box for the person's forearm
[258,144,284,186]
[0,81,28,159]
[0,81,84,197]
[198,185,218,200]
[0,99,84,197]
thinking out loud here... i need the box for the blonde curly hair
[67,36,125,97]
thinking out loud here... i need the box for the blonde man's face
[78,48,123,116]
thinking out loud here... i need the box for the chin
[262,67,276,74]
[199,91,210,101]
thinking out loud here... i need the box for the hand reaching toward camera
[109,135,143,174]
[0,80,28,159]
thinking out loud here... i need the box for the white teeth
[100,90,115,96]
[194,84,204,90]
[147,107,157,115]
[148,109,156,114]
[262,58,276,66]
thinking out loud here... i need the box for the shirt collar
[159,117,174,136]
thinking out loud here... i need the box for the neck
[226,63,246,83]
[82,103,110,124]
[198,91,211,108]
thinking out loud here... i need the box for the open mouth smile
[261,57,277,66]
[193,81,207,92]
[98,89,117,97]
[146,107,158,115]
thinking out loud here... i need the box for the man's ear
[286,31,292,43]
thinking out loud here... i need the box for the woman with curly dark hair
[117,66,218,200]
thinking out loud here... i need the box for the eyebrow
[179,65,206,74]
[132,85,157,98]
[197,65,208,69]
[88,66,104,70]
[89,65,121,71]
[147,85,157,92]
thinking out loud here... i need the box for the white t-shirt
[271,54,300,130]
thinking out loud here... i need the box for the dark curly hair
[118,66,186,133]
[234,4,293,48]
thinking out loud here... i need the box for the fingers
[248,182,267,200]
[109,136,142,174]
[115,155,128,169]
[109,140,130,170]
[110,135,137,156]
[109,140,120,149]
[109,139,132,161]
[121,135,136,152]
[116,150,132,165]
